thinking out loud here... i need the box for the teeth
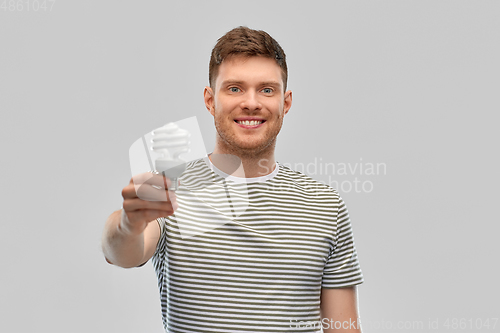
[237,120,263,126]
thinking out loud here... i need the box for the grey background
[1,1,498,332]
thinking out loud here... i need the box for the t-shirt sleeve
[153,217,167,259]
[137,217,166,267]
[322,195,364,288]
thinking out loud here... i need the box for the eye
[229,87,241,93]
[262,88,273,94]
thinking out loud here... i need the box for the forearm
[320,287,362,333]
[321,314,361,333]
[102,210,147,268]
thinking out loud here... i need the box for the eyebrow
[220,80,282,88]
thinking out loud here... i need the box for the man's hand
[102,172,177,268]
[121,172,178,235]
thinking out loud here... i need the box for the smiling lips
[235,119,265,128]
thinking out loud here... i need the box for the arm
[101,172,177,268]
[320,286,362,333]
[101,209,161,268]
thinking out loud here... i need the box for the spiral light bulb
[151,123,190,190]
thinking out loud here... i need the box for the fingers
[120,208,171,236]
[121,197,177,232]
[125,209,173,226]
[123,173,175,202]
[123,197,176,214]
[132,172,172,189]
[135,183,170,202]
[120,173,178,230]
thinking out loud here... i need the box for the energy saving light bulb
[151,122,190,191]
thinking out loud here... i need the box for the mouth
[234,119,266,127]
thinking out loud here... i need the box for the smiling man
[102,26,364,333]
[205,54,291,177]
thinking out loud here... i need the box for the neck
[211,142,277,178]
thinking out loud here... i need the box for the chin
[237,139,276,155]
[215,127,277,154]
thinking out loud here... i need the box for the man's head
[209,26,288,92]
[204,27,292,160]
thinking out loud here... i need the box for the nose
[240,90,262,111]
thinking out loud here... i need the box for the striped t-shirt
[152,156,363,332]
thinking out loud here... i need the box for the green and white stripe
[152,157,363,332]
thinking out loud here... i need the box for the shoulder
[180,157,211,179]
[275,162,341,199]
[185,157,208,171]
[175,157,212,187]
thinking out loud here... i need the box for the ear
[204,86,215,116]
[283,90,292,115]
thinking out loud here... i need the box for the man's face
[204,55,292,157]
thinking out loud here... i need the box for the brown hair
[209,26,288,91]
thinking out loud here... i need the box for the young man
[102,26,364,332]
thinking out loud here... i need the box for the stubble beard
[214,114,284,159]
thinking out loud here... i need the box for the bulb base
[168,178,180,191]
[154,159,186,191]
